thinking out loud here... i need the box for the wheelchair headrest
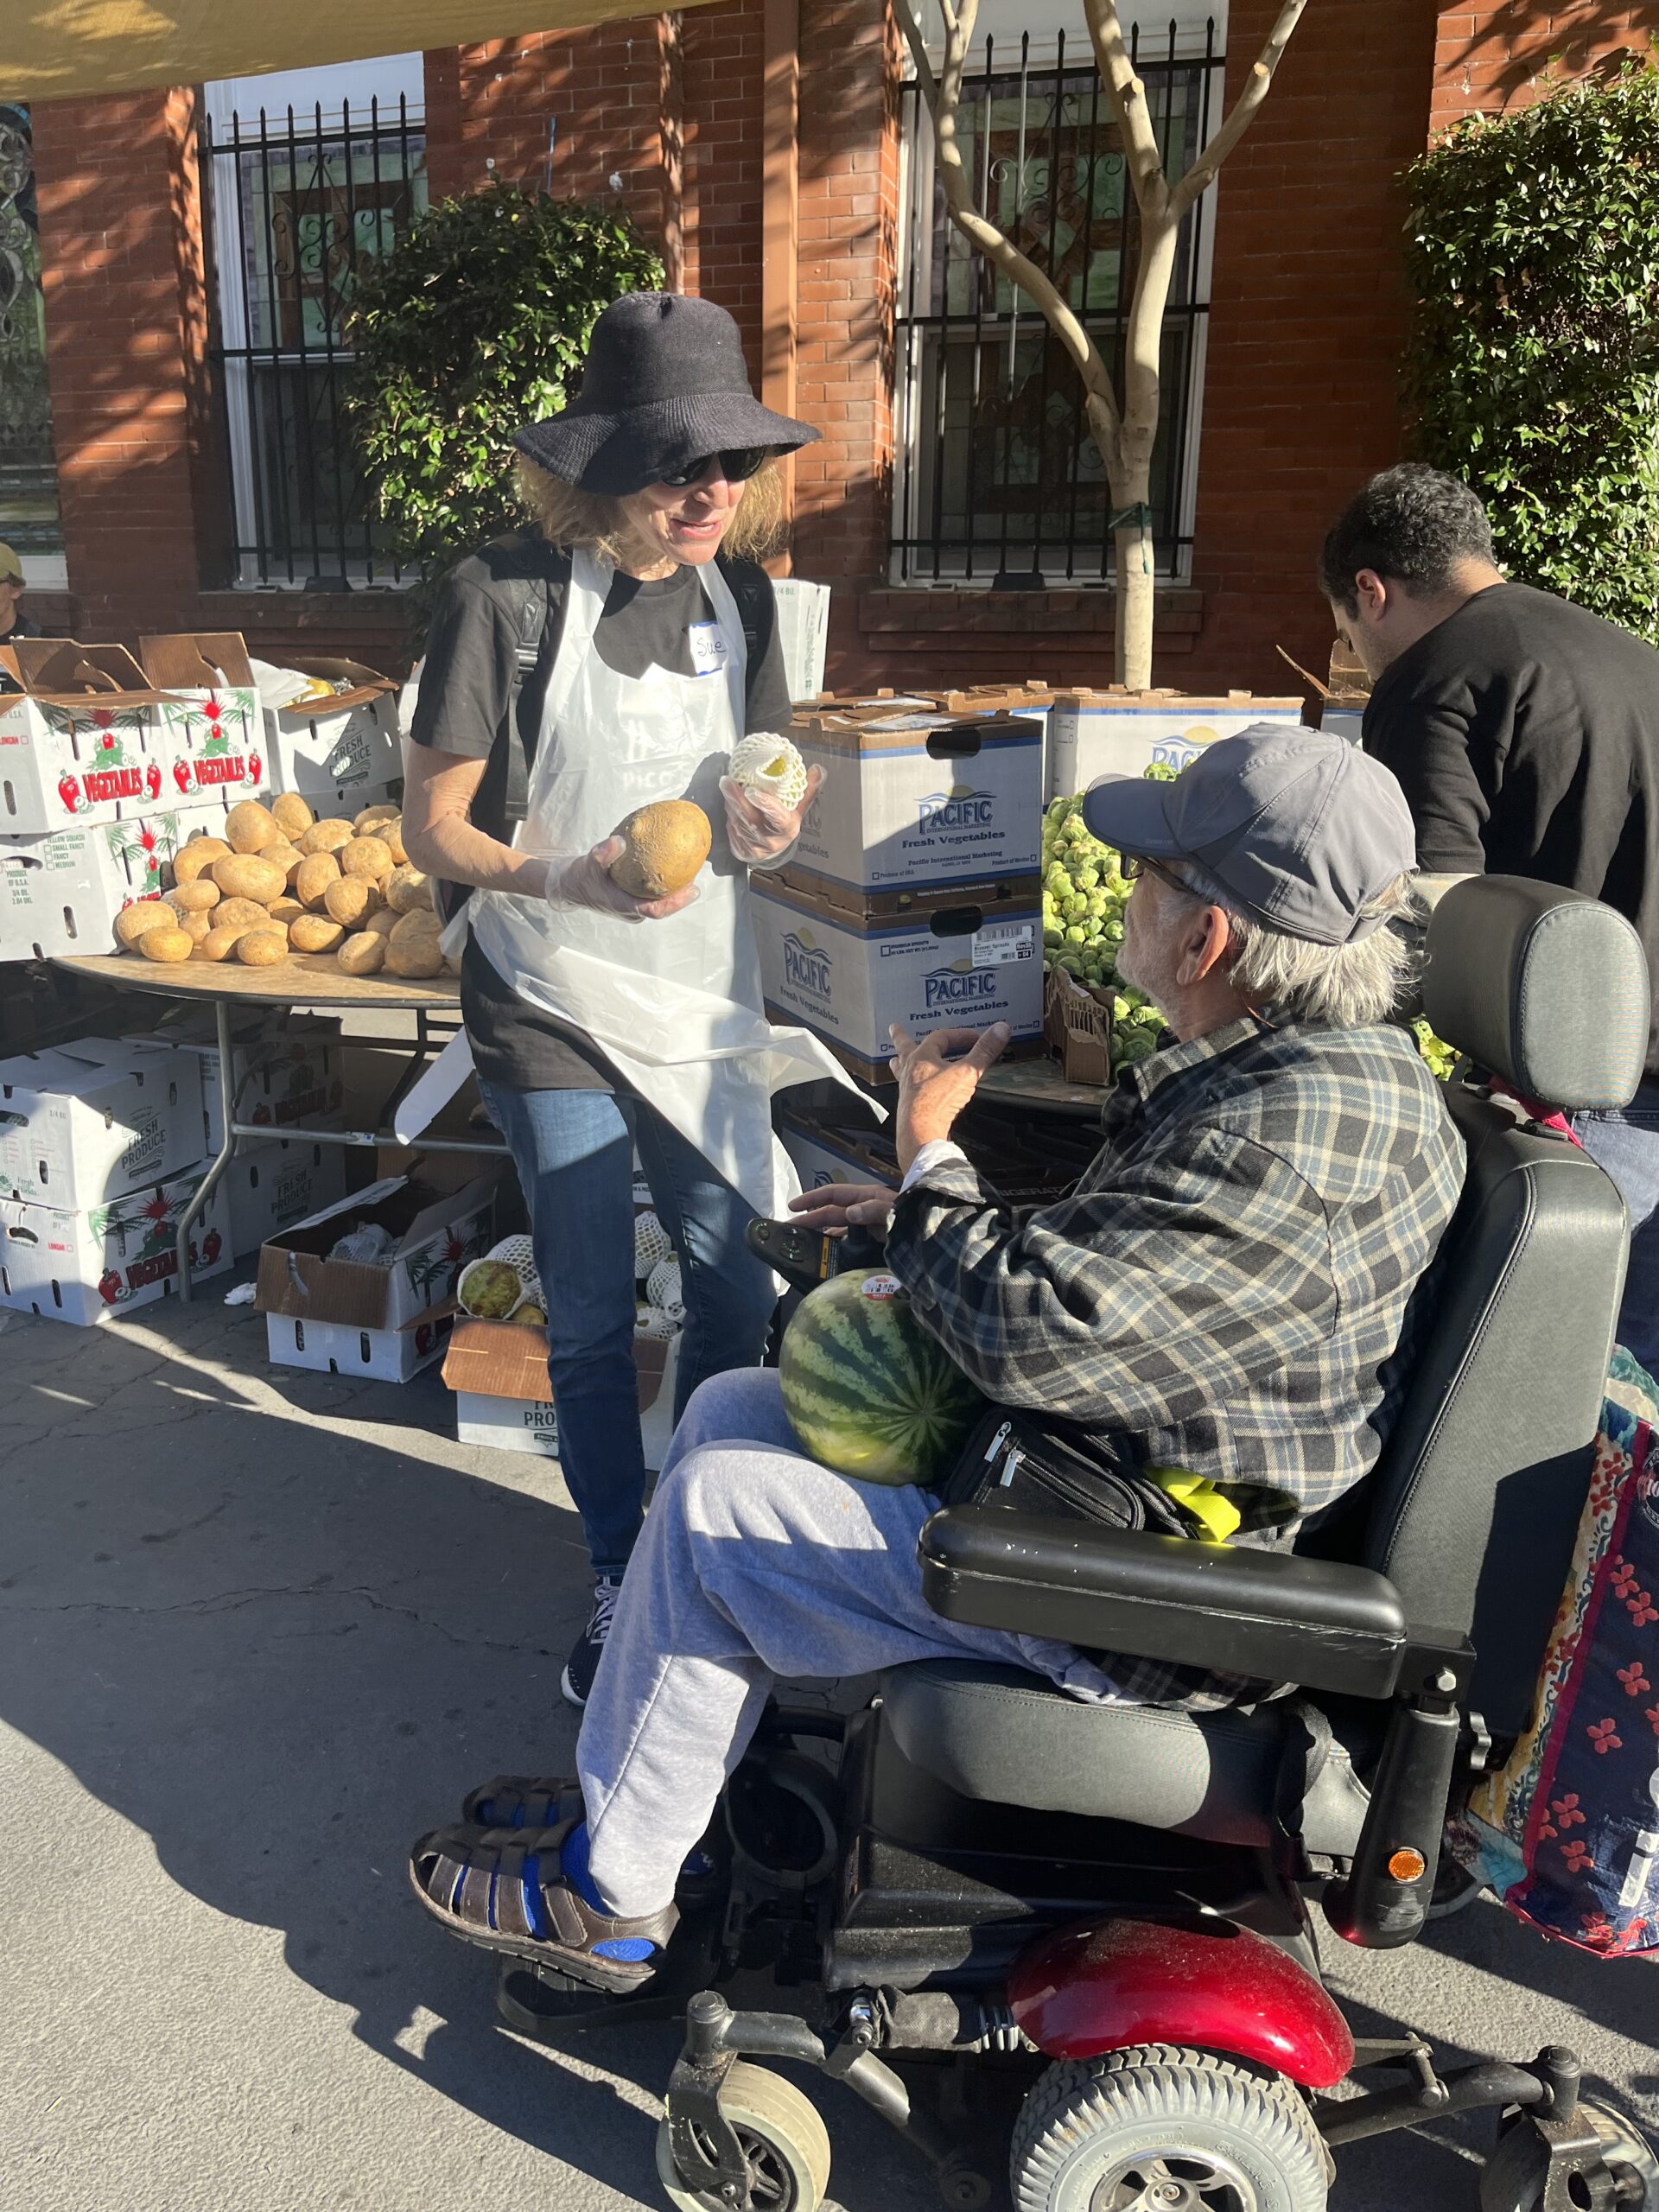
[1422,876,1649,1112]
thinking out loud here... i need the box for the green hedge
[1402,64,1659,640]
[346,183,663,597]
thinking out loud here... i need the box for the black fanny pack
[938,1404,1198,1535]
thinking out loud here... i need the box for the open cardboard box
[256,1172,496,1381]
[262,655,402,800]
[442,1315,678,1468]
[0,640,178,832]
[137,632,268,810]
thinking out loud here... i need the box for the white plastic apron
[467,549,861,1217]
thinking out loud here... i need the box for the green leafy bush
[1402,65,1659,639]
[346,183,663,595]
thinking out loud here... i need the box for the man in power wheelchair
[410,726,1656,2212]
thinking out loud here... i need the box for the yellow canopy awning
[6,0,725,105]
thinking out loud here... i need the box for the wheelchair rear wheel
[657,2060,832,2212]
[1010,2044,1328,2212]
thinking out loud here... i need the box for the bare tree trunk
[895,0,1308,688]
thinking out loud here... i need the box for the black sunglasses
[657,448,771,489]
[1123,853,1192,896]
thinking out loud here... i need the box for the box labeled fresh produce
[443,1318,678,1467]
[752,873,1043,1084]
[0,1165,232,1326]
[1044,691,1304,801]
[219,1135,348,1262]
[0,1038,207,1209]
[256,1173,496,1382]
[789,707,1043,893]
[0,640,178,833]
[259,656,401,799]
[137,632,268,810]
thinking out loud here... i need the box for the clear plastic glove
[720,765,825,868]
[532,838,700,921]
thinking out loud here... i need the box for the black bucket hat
[513,292,821,496]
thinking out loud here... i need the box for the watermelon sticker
[860,1274,904,1301]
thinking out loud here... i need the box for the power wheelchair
[497,878,1658,2212]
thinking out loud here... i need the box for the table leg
[175,995,238,1304]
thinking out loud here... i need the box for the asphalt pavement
[1,1287,1653,2212]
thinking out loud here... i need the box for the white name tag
[688,621,728,677]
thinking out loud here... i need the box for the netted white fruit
[459,1235,539,1319]
[633,1209,673,1278]
[728,732,808,812]
[635,1301,677,1340]
[646,1256,685,1320]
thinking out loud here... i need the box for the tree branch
[894,0,1121,436]
[1170,0,1309,218]
[1084,0,1170,219]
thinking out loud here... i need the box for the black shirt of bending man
[1362,581,1659,1074]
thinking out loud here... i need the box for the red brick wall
[791,0,901,685]
[31,89,206,642]
[1432,3,1659,130]
[1180,0,1441,697]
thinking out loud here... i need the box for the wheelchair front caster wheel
[937,2158,993,2209]
[1480,2098,1658,2212]
[1011,2045,1330,2212]
[657,2060,832,2212]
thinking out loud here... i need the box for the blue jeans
[1573,1077,1659,1377]
[477,1080,779,1576]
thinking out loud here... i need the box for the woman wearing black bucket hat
[403,294,861,1705]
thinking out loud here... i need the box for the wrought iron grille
[202,99,427,585]
[0,104,61,563]
[893,21,1224,584]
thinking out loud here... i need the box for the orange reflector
[1388,1848,1427,1883]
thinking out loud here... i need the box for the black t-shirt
[410,535,792,1090]
[1363,582,1659,1074]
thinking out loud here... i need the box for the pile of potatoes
[112,796,452,981]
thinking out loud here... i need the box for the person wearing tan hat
[0,545,35,641]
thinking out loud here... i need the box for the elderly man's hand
[890,1021,1010,1173]
[787,1181,894,1236]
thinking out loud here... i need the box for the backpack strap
[718,554,768,683]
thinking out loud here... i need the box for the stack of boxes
[0,1017,351,1325]
[752,692,1049,1084]
[0,630,401,965]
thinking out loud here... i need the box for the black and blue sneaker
[561,1575,622,1709]
[409,1813,677,1993]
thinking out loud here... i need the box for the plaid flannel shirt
[886,1014,1466,1709]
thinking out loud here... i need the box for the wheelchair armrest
[918,1505,1412,1700]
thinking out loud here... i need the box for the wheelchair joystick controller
[746,1216,888,1296]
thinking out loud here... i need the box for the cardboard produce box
[442,1316,680,1468]
[0,1163,232,1325]
[256,1173,495,1382]
[753,871,1043,1084]
[1045,690,1306,801]
[137,1010,345,1155]
[0,1038,207,1208]
[260,657,401,800]
[137,632,268,810]
[0,641,178,832]
[0,788,265,963]
[1319,637,1369,746]
[220,1135,348,1263]
[778,1100,899,1192]
[789,705,1044,896]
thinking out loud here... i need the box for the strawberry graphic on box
[145,762,162,798]
[98,1267,123,1306]
[172,759,193,794]
[58,772,82,816]
[201,1229,222,1266]
[247,750,264,786]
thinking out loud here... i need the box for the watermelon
[779,1269,984,1487]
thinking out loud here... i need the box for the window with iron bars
[893,18,1224,586]
[203,96,427,587]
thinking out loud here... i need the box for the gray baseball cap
[1081,722,1418,945]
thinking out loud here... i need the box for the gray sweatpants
[575,1367,1115,1918]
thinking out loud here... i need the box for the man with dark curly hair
[1320,461,1659,1371]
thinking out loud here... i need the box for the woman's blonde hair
[514,454,785,568]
